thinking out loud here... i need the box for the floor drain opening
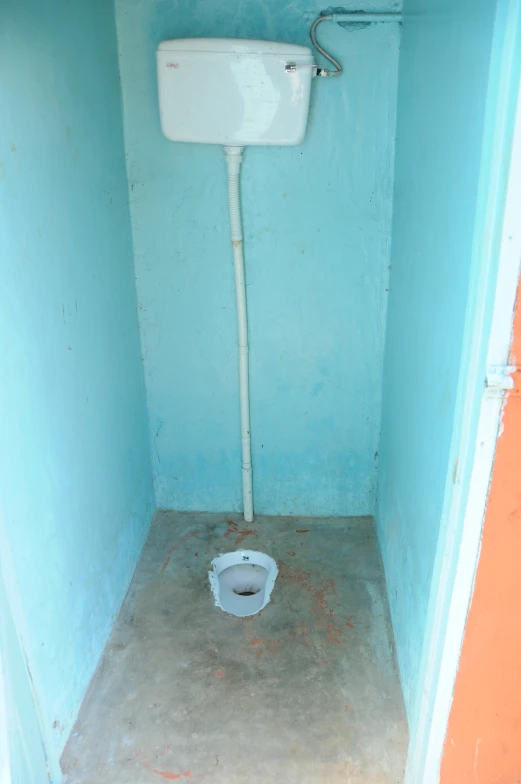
[233,586,260,596]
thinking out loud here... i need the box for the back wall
[115,0,401,516]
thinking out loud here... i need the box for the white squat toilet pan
[209,550,278,617]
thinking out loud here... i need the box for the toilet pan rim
[209,549,278,577]
[208,550,278,616]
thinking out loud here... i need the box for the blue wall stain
[115,0,401,516]
[376,0,498,721]
[0,0,155,773]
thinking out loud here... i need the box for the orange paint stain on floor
[223,520,238,537]
[223,519,255,547]
[249,637,263,647]
[234,529,255,546]
[253,639,280,660]
[161,531,198,571]
[279,561,355,648]
[150,770,191,781]
[139,754,192,781]
[325,619,345,645]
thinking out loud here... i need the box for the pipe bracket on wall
[310,11,403,77]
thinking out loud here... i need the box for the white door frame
[406,1,521,781]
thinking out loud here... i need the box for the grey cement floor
[62,512,408,783]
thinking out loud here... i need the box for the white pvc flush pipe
[224,145,253,523]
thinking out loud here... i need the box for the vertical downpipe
[224,146,253,522]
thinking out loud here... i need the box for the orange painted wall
[441,287,521,783]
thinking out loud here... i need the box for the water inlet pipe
[311,11,403,77]
[224,146,253,523]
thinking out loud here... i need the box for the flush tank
[156,38,314,146]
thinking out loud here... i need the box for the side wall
[0,0,155,774]
[376,0,498,718]
[114,0,400,516]
[0,561,49,784]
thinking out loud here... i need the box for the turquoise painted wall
[376,0,499,720]
[115,0,401,516]
[0,557,49,784]
[0,0,154,776]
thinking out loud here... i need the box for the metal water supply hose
[310,12,403,77]
[224,146,253,523]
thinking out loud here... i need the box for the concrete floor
[62,512,408,783]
